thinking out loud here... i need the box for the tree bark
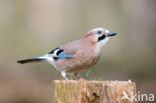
[53,80,137,103]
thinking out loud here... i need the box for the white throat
[96,37,109,53]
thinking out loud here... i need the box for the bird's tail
[17,57,46,64]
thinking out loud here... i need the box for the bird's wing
[59,39,83,55]
[48,47,74,60]
[48,39,83,60]
[57,51,73,59]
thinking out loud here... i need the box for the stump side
[53,80,137,103]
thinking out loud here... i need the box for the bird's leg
[61,71,69,80]
[68,73,74,79]
[74,73,85,80]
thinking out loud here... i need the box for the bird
[17,27,117,80]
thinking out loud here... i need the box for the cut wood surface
[53,80,137,103]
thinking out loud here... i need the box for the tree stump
[53,80,137,103]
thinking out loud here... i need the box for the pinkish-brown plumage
[17,27,117,80]
[55,35,101,73]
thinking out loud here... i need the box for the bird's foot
[74,73,85,80]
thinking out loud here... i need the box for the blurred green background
[0,0,156,103]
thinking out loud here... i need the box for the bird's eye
[97,30,102,34]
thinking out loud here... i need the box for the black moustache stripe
[98,35,106,42]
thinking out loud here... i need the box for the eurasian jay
[17,28,117,80]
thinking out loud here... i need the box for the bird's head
[84,27,117,48]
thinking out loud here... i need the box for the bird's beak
[107,31,117,37]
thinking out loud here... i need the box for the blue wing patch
[50,48,73,60]
[58,51,73,59]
